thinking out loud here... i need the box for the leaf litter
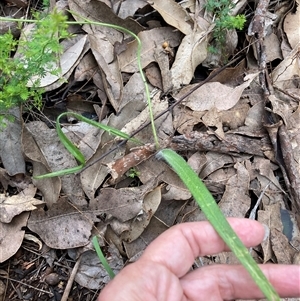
[0,0,299,300]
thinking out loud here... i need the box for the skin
[98,218,300,301]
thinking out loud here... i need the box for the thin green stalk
[157,149,280,301]
[92,236,115,279]
[33,112,140,179]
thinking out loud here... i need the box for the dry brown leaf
[23,127,61,207]
[283,0,300,49]
[91,179,159,223]
[25,121,86,206]
[80,99,146,200]
[89,33,122,111]
[271,229,296,264]
[28,198,100,249]
[0,185,43,223]
[118,27,182,73]
[34,35,89,90]
[119,72,151,111]
[0,212,29,263]
[68,0,143,35]
[148,0,193,35]
[218,162,251,218]
[0,107,25,176]
[116,0,148,19]
[272,42,300,90]
[120,91,167,136]
[136,157,191,200]
[177,73,258,111]
[170,31,209,89]
[74,51,99,82]
[120,186,161,243]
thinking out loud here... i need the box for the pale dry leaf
[62,122,102,161]
[0,189,44,223]
[218,162,251,218]
[120,185,161,243]
[257,209,273,263]
[26,121,86,206]
[170,31,209,89]
[24,234,43,250]
[272,42,300,90]
[148,0,193,35]
[91,178,159,222]
[201,107,224,138]
[172,105,206,134]
[118,27,182,73]
[23,128,61,207]
[116,0,148,19]
[74,51,99,82]
[89,32,122,111]
[119,72,150,111]
[199,152,234,179]
[283,0,300,49]
[68,0,143,35]
[0,212,29,263]
[177,72,258,111]
[0,107,25,176]
[31,35,89,89]
[80,99,146,200]
[271,229,296,264]
[120,92,167,136]
[263,33,282,62]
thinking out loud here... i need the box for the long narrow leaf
[157,149,280,301]
[34,112,140,179]
[92,236,115,279]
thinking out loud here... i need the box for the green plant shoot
[33,112,140,179]
[92,236,115,279]
[157,149,280,301]
[0,10,70,117]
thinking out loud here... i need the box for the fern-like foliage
[0,10,70,113]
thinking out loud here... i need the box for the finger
[180,264,300,300]
[141,218,266,278]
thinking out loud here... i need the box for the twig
[61,253,82,301]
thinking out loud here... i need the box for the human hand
[98,218,300,301]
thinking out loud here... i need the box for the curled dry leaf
[148,0,193,35]
[170,31,209,89]
[118,27,182,73]
[30,35,90,90]
[0,212,29,263]
[0,184,43,223]
[176,72,258,111]
[26,121,86,207]
[0,107,25,176]
[68,0,143,35]
[120,185,162,243]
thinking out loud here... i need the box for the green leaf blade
[157,149,280,301]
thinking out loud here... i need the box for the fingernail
[262,224,270,241]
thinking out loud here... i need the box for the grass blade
[92,236,115,279]
[157,148,280,301]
